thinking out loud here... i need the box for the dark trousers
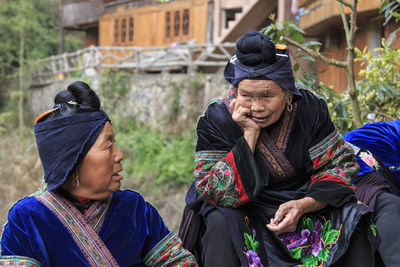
[202,209,241,267]
[374,192,400,267]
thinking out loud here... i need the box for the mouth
[113,169,123,180]
[250,116,269,123]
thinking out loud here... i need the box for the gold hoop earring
[72,177,80,187]
[287,103,293,112]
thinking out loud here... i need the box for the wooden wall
[99,0,209,47]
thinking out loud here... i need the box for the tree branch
[281,36,348,68]
[336,0,352,8]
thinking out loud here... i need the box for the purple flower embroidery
[281,229,310,250]
[247,250,263,267]
[308,220,323,257]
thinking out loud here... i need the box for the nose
[251,98,265,112]
[113,144,124,163]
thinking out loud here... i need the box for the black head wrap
[224,31,300,96]
[35,111,110,191]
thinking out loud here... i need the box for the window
[114,19,119,44]
[129,17,134,42]
[121,18,126,43]
[174,10,180,37]
[182,9,189,36]
[165,12,171,38]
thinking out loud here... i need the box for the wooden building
[297,0,400,92]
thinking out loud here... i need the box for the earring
[72,177,80,187]
[287,103,293,112]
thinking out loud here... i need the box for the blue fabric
[34,111,109,191]
[1,190,170,266]
[343,120,400,182]
[223,46,301,96]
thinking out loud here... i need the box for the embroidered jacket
[194,89,358,210]
[1,189,197,267]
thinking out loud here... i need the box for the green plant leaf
[290,247,303,259]
[317,248,330,262]
[322,220,332,241]
[302,255,319,267]
[324,229,339,244]
[244,233,254,251]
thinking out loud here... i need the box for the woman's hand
[230,98,260,153]
[266,197,326,234]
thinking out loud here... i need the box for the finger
[274,206,286,224]
[229,98,237,111]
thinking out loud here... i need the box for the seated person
[179,31,378,266]
[344,120,400,266]
[0,81,197,266]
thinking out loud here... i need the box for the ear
[286,92,293,104]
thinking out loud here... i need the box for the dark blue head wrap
[224,31,300,96]
[34,111,110,191]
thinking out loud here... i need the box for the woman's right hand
[230,98,260,153]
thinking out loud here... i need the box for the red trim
[311,173,356,191]
[226,151,249,204]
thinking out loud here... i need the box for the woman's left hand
[266,197,326,234]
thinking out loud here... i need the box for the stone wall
[30,72,230,130]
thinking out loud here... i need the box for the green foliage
[99,70,131,112]
[355,40,400,122]
[114,117,196,186]
[380,0,400,26]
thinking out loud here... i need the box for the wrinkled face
[68,122,124,199]
[237,79,291,128]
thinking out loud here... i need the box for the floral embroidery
[243,217,263,267]
[358,151,380,171]
[143,232,197,267]
[280,217,342,267]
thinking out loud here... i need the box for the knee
[204,209,229,234]
[374,192,400,220]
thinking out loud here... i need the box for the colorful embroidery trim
[0,255,41,267]
[280,217,342,267]
[243,217,263,267]
[309,130,340,160]
[143,232,197,267]
[35,191,117,267]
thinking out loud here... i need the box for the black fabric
[373,192,400,266]
[307,181,356,208]
[231,136,269,200]
[201,210,241,267]
[354,172,391,210]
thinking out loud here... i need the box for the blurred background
[0,0,399,232]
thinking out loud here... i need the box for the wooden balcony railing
[30,43,235,86]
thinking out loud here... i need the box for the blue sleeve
[1,202,37,260]
[141,202,170,258]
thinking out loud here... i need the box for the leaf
[370,223,377,237]
[386,29,398,47]
[290,247,303,259]
[321,220,332,241]
[324,229,339,244]
[244,233,253,250]
[254,241,260,253]
[302,255,319,267]
[317,248,330,262]
[293,63,300,72]
[304,217,314,231]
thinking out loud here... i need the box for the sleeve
[194,105,268,208]
[142,203,197,267]
[305,98,357,207]
[1,203,42,266]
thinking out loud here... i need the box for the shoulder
[7,196,43,219]
[112,190,159,215]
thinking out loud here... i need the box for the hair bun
[67,81,101,110]
[235,31,276,68]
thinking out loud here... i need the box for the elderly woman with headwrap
[0,81,197,266]
[179,31,378,266]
